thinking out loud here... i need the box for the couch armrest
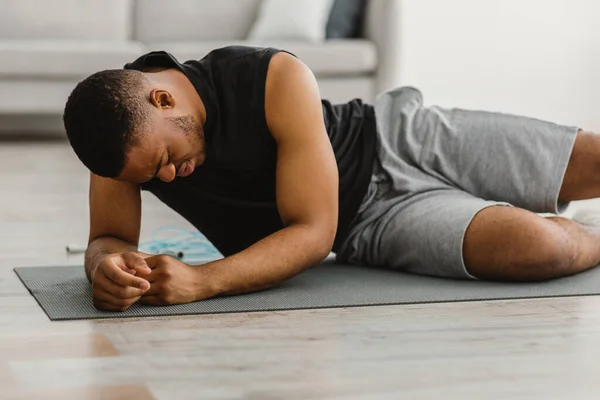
[363,0,402,94]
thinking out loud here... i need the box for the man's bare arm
[192,52,338,298]
[85,173,143,281]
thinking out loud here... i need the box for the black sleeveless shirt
[124,46,376,256]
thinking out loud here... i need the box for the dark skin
[86,53,338,311]
[86,53,600,312]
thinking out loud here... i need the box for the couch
[0,0,401,134]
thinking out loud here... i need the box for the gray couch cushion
[0,0,133,40]
[0,41,145,78]
[146,40,377,76]
[134,0,262,42]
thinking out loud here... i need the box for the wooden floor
[1,140,600,399]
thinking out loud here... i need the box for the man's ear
[149,89,175,109]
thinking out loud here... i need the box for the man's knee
[521,220,575,279]
[463,207,575,281]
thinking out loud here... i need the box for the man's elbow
[286,215,336,262]
[309,223,336,261]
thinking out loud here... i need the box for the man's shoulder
[204,45,283,67]
[123,46,283,72]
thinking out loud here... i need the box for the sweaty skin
[85,53,338,311]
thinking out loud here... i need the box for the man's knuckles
[146,283,174,304]
[159,266,174,279]
[113,286,139,299]
[146,253,173,267]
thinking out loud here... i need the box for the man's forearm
[197,224,332,298]
[84,236,137,281]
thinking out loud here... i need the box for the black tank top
[125,46,376,256]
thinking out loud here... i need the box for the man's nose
[157,163,176,182]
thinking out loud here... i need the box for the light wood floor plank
[0,333,119,361]
[4,384,155,400]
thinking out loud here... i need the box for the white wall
[398,0,600,130]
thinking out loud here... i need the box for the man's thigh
[342,188,509,279]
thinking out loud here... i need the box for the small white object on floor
[564,199,600,227]
[66,244,86,254]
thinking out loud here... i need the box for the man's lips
[178,160,195,177]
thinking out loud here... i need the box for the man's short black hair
[63,69,150,178]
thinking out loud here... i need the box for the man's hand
[139,254,213,306]
[91,252,152,311]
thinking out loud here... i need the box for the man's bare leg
[464,206,600,280]
[465,130,600,281]
[559,131,600,202]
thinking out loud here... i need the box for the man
[63,45,600,312]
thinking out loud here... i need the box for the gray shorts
[337,87,579,279]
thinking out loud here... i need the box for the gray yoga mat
[14,261,600,321]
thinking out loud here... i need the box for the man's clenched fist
[91,252,152,311]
